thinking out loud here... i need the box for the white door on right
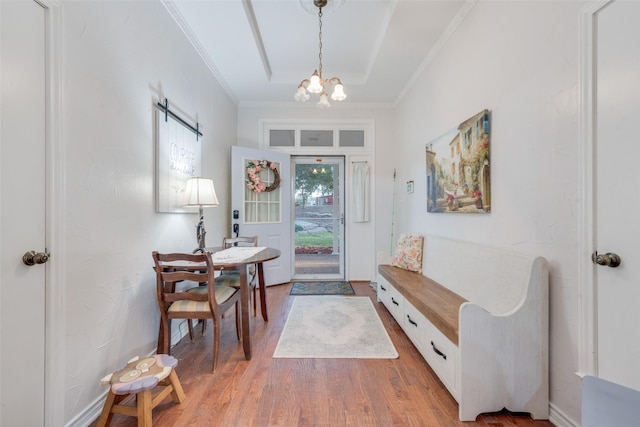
[595,0,640,391]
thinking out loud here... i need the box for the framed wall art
[155,99,202,213]
[425,109,491,213]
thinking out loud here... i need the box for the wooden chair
[217,236,260,316]
[152,251,241,372]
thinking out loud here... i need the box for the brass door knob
[591,251,621,268]
[23,250,50,266]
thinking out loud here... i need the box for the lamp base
[192,208,207,254]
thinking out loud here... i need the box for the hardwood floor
[94,282,554,427]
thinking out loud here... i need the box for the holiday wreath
[246,160,280,193]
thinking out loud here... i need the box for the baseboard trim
[549,402,578,427]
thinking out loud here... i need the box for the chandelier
[294,0,346,108]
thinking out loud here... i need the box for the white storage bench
[377,235,549,421]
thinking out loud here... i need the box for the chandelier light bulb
[331,83,346,101]
[294,85,310,102]
[317,92,331,108]
[307,70,323,94]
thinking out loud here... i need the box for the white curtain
[352,162,370,222]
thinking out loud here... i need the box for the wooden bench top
[378,264,467,345]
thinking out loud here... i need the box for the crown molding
[161,0,239,105]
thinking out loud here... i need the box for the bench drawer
[377,276,392,306]
[421,318,459,400]
[387,285,404,324]
[403,302,429,352]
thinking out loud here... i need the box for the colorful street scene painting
[425,109,491,213]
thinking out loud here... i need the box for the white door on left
[0,1,47,425]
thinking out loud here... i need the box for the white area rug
[273,296,398,359]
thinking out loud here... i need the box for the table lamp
[183,177,219,253]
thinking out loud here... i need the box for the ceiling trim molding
[394,0,478,107]
[161,0,239,105]
[363,0,399,83]
[242,0,272,82]
[238,100,395,110]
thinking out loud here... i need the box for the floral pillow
[391,234,424,274]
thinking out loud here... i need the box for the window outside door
[293,156,345,280]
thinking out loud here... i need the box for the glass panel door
[293,156,344,279]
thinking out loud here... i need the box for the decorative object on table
[246,159,280,193]
[290,281,355,296]
[273,296,398,359]
[425,109,491,213]
[391,233,424,274]
[294,0,347,108]
[155,98,202,213]
[96,354,185,427]
[152,251,241,372]
[182,177,219,254]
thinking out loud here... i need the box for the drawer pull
[431,341,447,360]
[391,297,399,306]
[407,315,418,327]
[380,285,387,291]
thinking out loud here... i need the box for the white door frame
[292,155,346,280]
[259,119,376,281]
[41,1,65,425]
[578,0,614,379]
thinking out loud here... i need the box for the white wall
[237,104,396,280]
[392,1,588,424]
[59,1,236,424]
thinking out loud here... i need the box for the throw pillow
[391,234,424,274]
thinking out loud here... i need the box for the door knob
[591,251,621,268]
[22,250,50,266]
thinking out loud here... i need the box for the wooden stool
[96,354,185,427]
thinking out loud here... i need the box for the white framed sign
[155,108,202,213]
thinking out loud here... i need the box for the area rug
[273,296,398,359]
[290,281,355,295]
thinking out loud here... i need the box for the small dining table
[208,246,280,360]
[157,246,280,361]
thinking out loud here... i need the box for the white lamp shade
[331,83,347,101]
[183,177,219,207]
[317,92,331,108]
[294,85,310,101]
[307,71,323,94]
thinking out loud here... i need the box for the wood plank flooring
[93,282,554,427]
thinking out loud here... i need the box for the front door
[0,1,47,424]
[594,0,640,391]
[292,156,345,280]
[231,146,291,285]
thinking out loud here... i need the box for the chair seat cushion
[215,268,256,288]
[215,273,241,288]
[168,286,237,313]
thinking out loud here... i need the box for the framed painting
[425,109,490,213]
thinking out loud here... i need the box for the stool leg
[137,390,153,427]
[96,390,117,427]
[167,370,186,403]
